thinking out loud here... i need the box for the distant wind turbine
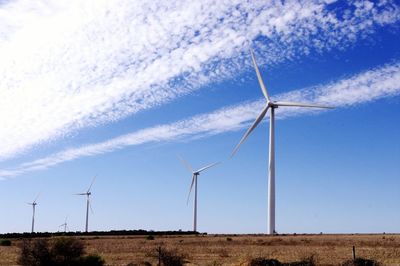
[179,156,219,232]
[75,176,96,232]
[232,49,333,235]
[59,216,68,233]
[27,194,40,233]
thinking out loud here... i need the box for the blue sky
[0,0,399,234]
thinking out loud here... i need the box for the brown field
[1,234,400,266]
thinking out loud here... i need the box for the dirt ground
[1,234,400,266]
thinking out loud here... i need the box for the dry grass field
[1,234,400,266]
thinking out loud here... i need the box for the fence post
[157,246,162,266]
[352,245,356,260]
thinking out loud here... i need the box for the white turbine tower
[75,176,96,233]
[232,49,333,235]
[27,194,40,233]
[179,156,219,232]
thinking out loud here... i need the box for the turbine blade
[196,162,220,173]
[178,155,193,173]
[87,176,96,193]
[231,104,269,157]
[33,193,40,204]
[89,201,94,214]
[250,49,270,101]
[186,174,195,205]
[74,193,87,196]
[274,101,334,109]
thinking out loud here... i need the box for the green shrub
[18,237,105,266]
[287,255,316,266]
[0,239,12,246]
[146,235,154,240]
[52,237,84,264]
[342,258,380,266]
[249,256,316,266]
[18,239,53,266]
[154,246,185,266]
[249,258,282,266]
[80,254,105,266]
[126,262,152,266]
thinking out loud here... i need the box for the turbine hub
[268,101,278,108]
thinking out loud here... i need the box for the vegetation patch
[342,258,380,266]
[0,239,11,246]
[249,258,282,266]
[153,246,186,266]
[146,235,155,240]
[18,237,105,266]
[249,255,316,266]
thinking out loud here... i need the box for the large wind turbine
[75,176,96,232]
[27,194,40,233]
[232,49,333,235]
[179,156,219,232]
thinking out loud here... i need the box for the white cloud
[0,0,399,160]
[1,61,399,179]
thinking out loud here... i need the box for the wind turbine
[59,216,68,233]
[27,194,40,233]
[232,49,333,235]
[75,176,96,232]
[179,156,219,232]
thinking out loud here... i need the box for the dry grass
[1,234,400,266]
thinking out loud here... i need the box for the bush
[126,262,151,266]
[249,258,282,266]
[80,254,105,266]
[52,237,84,265]
[287,255,316,266]
[0,239,12,246]
[249,256,316,266]
[18,237,105,266]
[155,246,185,266]
[342,258,380,266]
[18,239,53,266]
[146,235,155,240]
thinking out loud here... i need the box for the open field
[1,234,400,265]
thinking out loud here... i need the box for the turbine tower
[28,194,40,233]
[75,176,96,232]
[232,49,333,235]
[179,156,219,232]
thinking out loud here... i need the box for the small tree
[155,246,185,266]
[18,239,53,266]
[52,237,84,265]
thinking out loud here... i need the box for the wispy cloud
[1,62,399,179]
[0,0,399,160]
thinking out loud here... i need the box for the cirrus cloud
[0,0,399,160]
[1,61,399,179]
